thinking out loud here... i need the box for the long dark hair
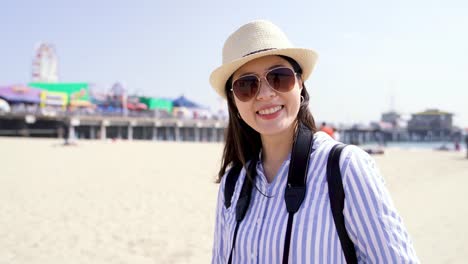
[216,56,317,183]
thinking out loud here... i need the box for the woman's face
[231,55,302,137]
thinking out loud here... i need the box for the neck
[260,122,297,182]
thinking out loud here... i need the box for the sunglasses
[230,67,298,102]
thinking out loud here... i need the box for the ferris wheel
[32,43,59,82]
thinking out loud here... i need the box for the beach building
[407,109,453,141]
[380,111,410,141]
[381,111,401,126]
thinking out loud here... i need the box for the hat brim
[209,48,318,99]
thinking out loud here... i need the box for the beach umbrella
[126,102,136,110]
[172,95,200,108]
[127,102,148,111]
[70,100,93,108]
[136,102,148,110]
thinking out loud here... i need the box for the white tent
[0,98,10,113]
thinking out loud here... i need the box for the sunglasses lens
[266,68,296,92]
[232,76,259,102]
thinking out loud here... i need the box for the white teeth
[258,106,282,115]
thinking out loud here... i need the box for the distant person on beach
[320,121,335,138]
[209,20,418,263]
[62,121,70,145]
[454,139,460,151]
[465,134,468,158]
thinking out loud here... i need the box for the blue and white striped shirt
[212,132,419,263]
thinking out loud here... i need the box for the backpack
[223,124,357,264]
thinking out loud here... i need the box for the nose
[256,77,276,100]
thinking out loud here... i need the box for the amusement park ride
[32,43,59,83]
[0,42,226,141]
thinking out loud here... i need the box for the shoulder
[340,144,375,171]
[311,131,338,153]
[310,131,345,159]
[338,144,387,197]
[312,131,368,158]
[311,131,383,184]
[339,145,381,177]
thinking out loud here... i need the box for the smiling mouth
[256,105,284,115]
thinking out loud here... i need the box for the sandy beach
[0,137,467,264]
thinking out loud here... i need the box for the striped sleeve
[340,146,420,263]
[211,174,227,264]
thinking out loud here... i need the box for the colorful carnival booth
[29,82,94,111]
[0,85,41,113]
[139,97,173,113]
[29,83,89,102]
[40,91,68,110]
[0,85,41,104]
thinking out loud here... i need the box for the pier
[0,111,227,142]
[1,111,461,144]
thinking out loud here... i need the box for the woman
[209,20,418,263]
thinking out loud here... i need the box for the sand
[0,138,467,263]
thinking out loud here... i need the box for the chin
[254,120,294,137]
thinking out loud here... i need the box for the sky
[1,0,468,127]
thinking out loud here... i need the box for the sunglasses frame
[230,66,298,102]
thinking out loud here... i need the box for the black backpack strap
[224,165,243,209]
[227,156,258,264]
[327,144,357,264]
[235,159,257,221]
[282,123,314,264]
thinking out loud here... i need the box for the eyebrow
[238,64,287,78]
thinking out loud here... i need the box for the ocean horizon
[358,141,466,151]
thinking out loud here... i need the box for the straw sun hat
[209,20,318,99]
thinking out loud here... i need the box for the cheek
[234,100,252,118]
[235,102,259,129]
[288,90,302,113]
[289,101,301,116]
[238,106,254,121]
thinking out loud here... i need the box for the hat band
[242,48,276,57]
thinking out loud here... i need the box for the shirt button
[251,252,256,260]
[257,218,262,225]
